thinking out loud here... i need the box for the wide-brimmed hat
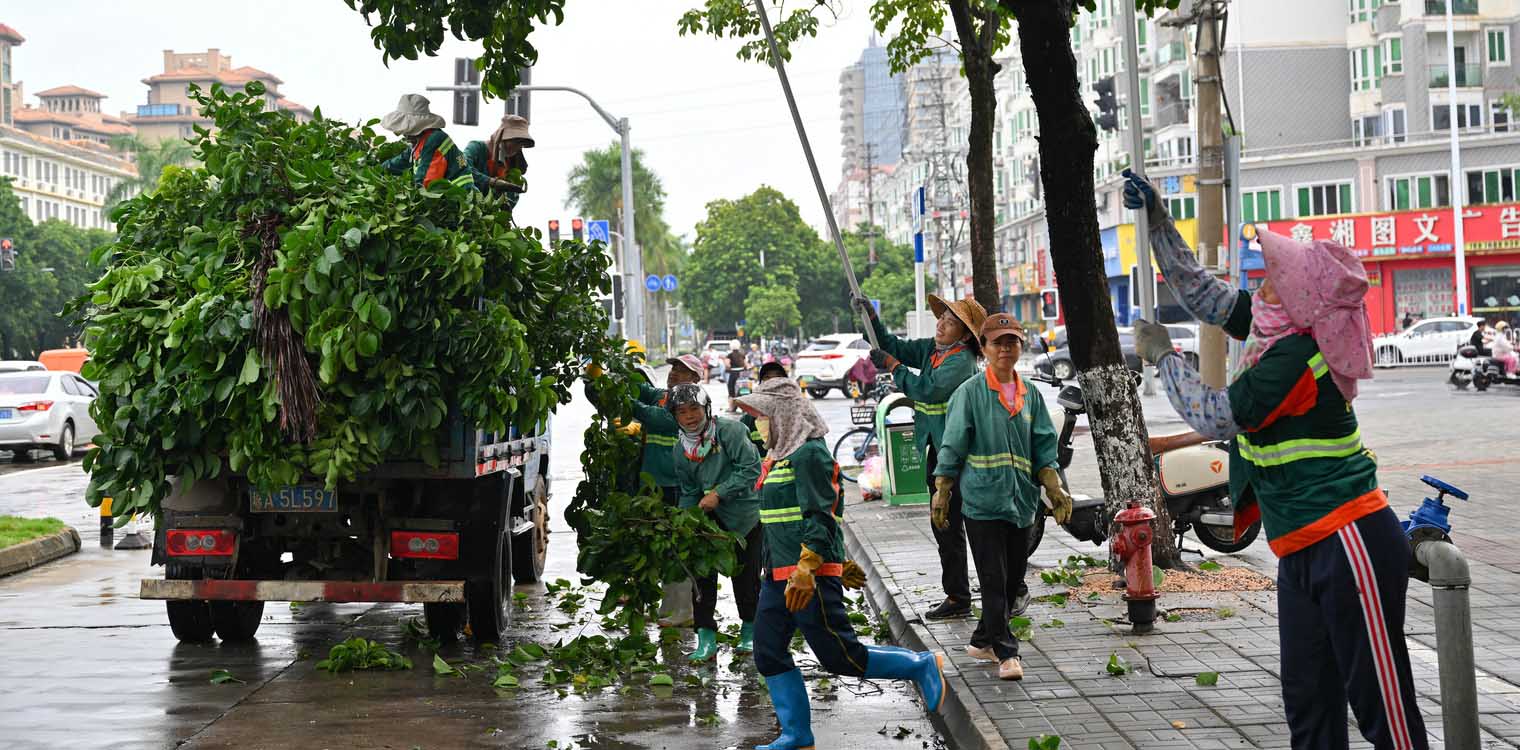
[491,114,534,148]
[980,313,1027,345]
[381,94,446,137]
[927,294,988,337]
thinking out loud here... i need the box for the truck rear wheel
[511,477,549,584]
[466,475,514,644]
[165,563,214,643]
[210,601,264,642]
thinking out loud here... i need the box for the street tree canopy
[0,179,111,359]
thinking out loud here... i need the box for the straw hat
[492,115,534,148]
[381,94,446,137]
[927,294,989,338]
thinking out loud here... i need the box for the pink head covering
[1257,229,1374,400]
[667,355,707,379]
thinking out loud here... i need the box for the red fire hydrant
[1111,500,1159,633]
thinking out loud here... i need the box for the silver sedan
[0,371,100,461]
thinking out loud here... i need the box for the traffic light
[547,220,561,244]
[1093,76,1118,132]
[0,238,14,272]
[452,58,480,127]
[611,275,625,320]
[1039,288,1060,321]
[571,217,585,242]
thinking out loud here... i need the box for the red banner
[1257,202,1520,260]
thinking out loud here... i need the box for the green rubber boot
[735,622,755,653]
[688,627,719,663]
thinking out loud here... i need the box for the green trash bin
[876,394,929,506]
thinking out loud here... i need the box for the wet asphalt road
[0,379,943,750]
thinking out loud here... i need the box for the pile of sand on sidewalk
[1071,565,1275,596]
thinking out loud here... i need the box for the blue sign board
[645,274,661,292]
[871,299,882,314]
[586,220,611,245]
[662,274,678,292]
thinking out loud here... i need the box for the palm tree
[564,142,686,277]
[106,136,194,208]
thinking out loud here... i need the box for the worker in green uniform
[933,313,1071,682]
[463,114,532,208]
[668,384,762,661]
[1124,169,1426,749]
[634,353,706,628]
[852,293,990,620]
[379,94,481,188]
[734,378,943,750]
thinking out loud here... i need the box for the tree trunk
[949,0,1002,311]
[1003,0,1183,568]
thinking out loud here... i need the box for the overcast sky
[5,1,882,245]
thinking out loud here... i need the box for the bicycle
[832,377,896,483]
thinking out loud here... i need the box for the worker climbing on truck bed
[380,94,479,187]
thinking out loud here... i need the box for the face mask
[756,417,771,445]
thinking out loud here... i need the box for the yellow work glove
[784,545,823,612]
[616,420,642,437]
[840,560,866,590]
[931,476,954,530]
[1037,467,1073,524]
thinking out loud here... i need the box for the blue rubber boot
[687,628,718,663]
[735,622,755,653]
[757,669,815,750]
[862,646,946,713]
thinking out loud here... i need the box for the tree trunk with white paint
[1004,0,1182,568]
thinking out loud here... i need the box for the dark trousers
[753,576,870,678]
[660,485,679,506]
[694,522,762,630]
[924,445,971,602]
[726,370,742,397]
[964,517,1029,661]
[1279,508,1428,750]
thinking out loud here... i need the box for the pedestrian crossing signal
[1040,288,1060,321]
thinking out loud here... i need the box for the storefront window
[1394,267,1456,320]
[1472,265,1520,326]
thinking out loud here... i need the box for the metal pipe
[1415,539,1479,749]
[1121,0,1155,396]
[750,0,878,348]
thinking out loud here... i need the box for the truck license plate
[251,486,336,513]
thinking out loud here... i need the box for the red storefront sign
[1257,203,1520,259]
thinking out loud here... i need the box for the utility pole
[1122,1,1156,396]
[1193,1,1228,387]
[864,142,877,267]
[1445,1,1469,315]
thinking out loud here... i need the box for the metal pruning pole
[1122,0,1155,396]
[751,0,879,348]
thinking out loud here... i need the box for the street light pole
[426,83,643,342]
[1444,2,1469,315]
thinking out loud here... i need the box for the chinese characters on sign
[1260,203,1520,258]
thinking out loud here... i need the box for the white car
[1373,316,1483,367]
[793,333,871,399]
[1167,323,1200,367]
[0,360,45,373]
[0,371,100,461]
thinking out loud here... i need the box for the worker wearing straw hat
[379,94,476,187]
[851,293,992,621]
[464,114,533,207]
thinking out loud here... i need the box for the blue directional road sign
[645,274,662,293]
[586,220,611,245]
[662,274,678,292]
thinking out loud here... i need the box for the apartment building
[127,48,311,142]
[0,21,135,231]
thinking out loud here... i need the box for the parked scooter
[1449,343,1520,391]
[1025,349,1261,555]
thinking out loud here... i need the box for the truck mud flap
[139,579,466,603]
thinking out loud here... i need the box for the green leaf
[1106,652,1132,676]
[1152,567,1165,588]
[1198,561,1222,572]
[209,668,244,684]
[1030,736,1063,750]
[648,673,674,686]
[342,228,364,247]
[371,303,393,330]
[493,674,520,688]
[1195,671,1220,687]
[357,331,380,357]
[237,349,260,385]
[433,654,459,676]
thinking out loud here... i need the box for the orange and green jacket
[756,438,845,580]
[1219,291,1384,557]
[463,141,526,208]
[382,129,474,187]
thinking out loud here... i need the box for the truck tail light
[17,401,53,412]
[166,529,236,556]
[390,531,459,560]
